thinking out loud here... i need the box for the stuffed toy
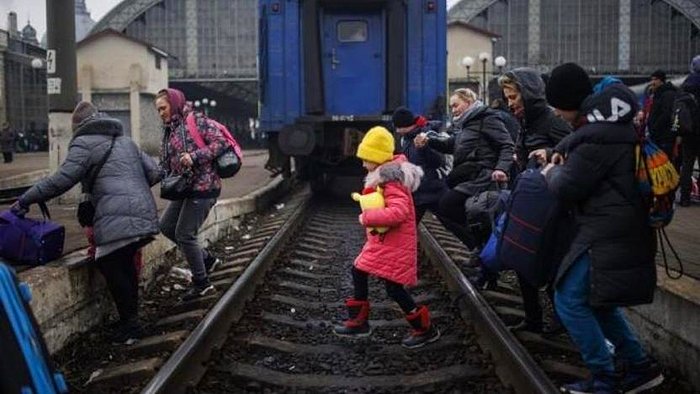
[351,187,389,234]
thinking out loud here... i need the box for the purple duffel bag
[0,202,65,266]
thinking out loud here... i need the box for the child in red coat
[333,126,440,349]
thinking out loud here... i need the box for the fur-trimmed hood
[364,155,424,192]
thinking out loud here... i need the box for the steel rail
[419,223,560,394]
[141,194,311,394]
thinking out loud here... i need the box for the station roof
[79,28,168,58]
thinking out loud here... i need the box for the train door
[321,10,385,115]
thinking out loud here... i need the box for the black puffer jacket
[398,124,448,206]
[648,81,678,145]
[21,115,161,246]
[547,83,656,307]
[428,105,514,196]
[680,73,700,143]
[505,68,572,169]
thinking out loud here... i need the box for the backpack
[634,138,679,228]
[634,137,684,278]
[185,113,243,178]
[670,91,700,137]
[497,169,564,287]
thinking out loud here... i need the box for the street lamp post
[194,98,217,117]
[478,52,490,102]
[18,57,45,137]
[461,56,474,82]
[494,56,507,75]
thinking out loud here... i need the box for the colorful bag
[634,139,679,228]
[186,113,243,178]
[634,137,683,278]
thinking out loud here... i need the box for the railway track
[63,187,686,393]
[136,196,558,394]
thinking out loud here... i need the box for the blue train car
[259,0,446,182]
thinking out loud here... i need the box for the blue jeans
[160,198,216,284]
[555,253,648,374]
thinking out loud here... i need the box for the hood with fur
[364,155,424,192]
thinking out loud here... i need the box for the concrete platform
[625,205,700,389]
[0,151,49,179]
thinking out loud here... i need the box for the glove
[10,199,29,217]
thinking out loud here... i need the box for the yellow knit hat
[356,126,395,164]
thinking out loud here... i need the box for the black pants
[352,266,417,314]
[517,272,556,328]
[95,243,140,322]
[680,138,700,202]
[2,152,12,163]
[437,189,477,249]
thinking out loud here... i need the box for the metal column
[528,0,541,67]
[619,0,631,72]
[186,0,199,77]
[46,0,77,112]
[46,0,78,201]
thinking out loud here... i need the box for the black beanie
[392,107,415,128]
[72,101,98,130]
[650,69,667,81]
[545,63,593,111]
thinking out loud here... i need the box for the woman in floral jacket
[155,88,226,301]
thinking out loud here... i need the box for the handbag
[160,172,191,200]
[215,149,241,178]
[464,185,510,246]
[160,125,193,200]
[185,114,243,178]
[77,137,115,227]
[1,202,65,265]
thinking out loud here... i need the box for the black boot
[402,305,440,349]
[333,298,372,337]
[110,318,144,344]
[469,268,499,291]
[508,318,543,334]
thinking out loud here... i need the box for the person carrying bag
[12,101,161,344]
[155,89,227,302]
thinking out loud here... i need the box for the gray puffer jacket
[21,115,161,246]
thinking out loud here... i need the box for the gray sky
[0,0,122,39]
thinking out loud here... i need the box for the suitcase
[0,262,68,394]
[498,169,563,287]
[0,202,65,266]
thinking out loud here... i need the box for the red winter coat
[354,155,424,286]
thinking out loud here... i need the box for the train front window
[337,21,368,42]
